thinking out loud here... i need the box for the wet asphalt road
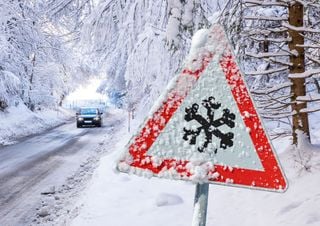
[0,117,116,225]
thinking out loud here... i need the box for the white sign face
[147,55,263,171]
[117,24,287,192]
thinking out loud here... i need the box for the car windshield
[80,108,98,115]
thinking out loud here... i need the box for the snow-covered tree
[166,0,211,49]
[81,0,218,116]
[0,0,94,111]
[221,0,320,145]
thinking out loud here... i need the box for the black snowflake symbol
[182,96,236,153]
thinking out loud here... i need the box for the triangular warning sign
[117,24,287,192]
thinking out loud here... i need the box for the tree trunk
[288,2,310,145]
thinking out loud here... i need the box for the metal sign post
[192,183,209,226]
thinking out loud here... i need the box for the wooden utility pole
[288,2,310,145]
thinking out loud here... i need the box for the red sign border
[118,26,287,192]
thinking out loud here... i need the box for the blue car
[76,107,103,128]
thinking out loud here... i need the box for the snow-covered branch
[246,51,291,58]
[297,94,320,102]
[260,111,294,119]
[300,106,320,113]
[251,82,292,95]
[283,22,320,33]
[296,44,320,48]
[246,66,288,75]
[268,58,293,67]
[245,15,288,21]
[249,36,291,43]
[243,0,288,7]
[288,69,320,79]
[306,54,320,65]
[244,27,288,36]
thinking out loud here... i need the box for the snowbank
[70,110,320,226]
[0,104,73,146]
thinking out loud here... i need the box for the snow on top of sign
[185,25,227,71]
[188,29,210,57]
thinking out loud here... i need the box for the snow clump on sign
[189,29,209,57]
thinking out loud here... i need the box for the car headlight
[78,117,84,121]
[94,117,100,120]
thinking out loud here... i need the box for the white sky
[66,78,106,101]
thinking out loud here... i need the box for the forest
[0,0,319,148]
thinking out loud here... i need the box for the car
[76,107,103,128]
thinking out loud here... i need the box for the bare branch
[245,15,288,21]
[246,66,288,75]
[251,82,292,95]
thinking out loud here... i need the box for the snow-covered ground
[69,109,320,226]
[67,26,320,226]
[0,104,73,146]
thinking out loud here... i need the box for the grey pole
[191,183,209,226]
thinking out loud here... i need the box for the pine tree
[221,0,320,145]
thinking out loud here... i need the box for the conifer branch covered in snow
[220,0,320,144]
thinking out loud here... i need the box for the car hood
[78,114,98,118]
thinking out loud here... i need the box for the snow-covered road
[0,114,119,225]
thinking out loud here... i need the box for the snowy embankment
[0,104,73,146]
[69,111,320,226]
